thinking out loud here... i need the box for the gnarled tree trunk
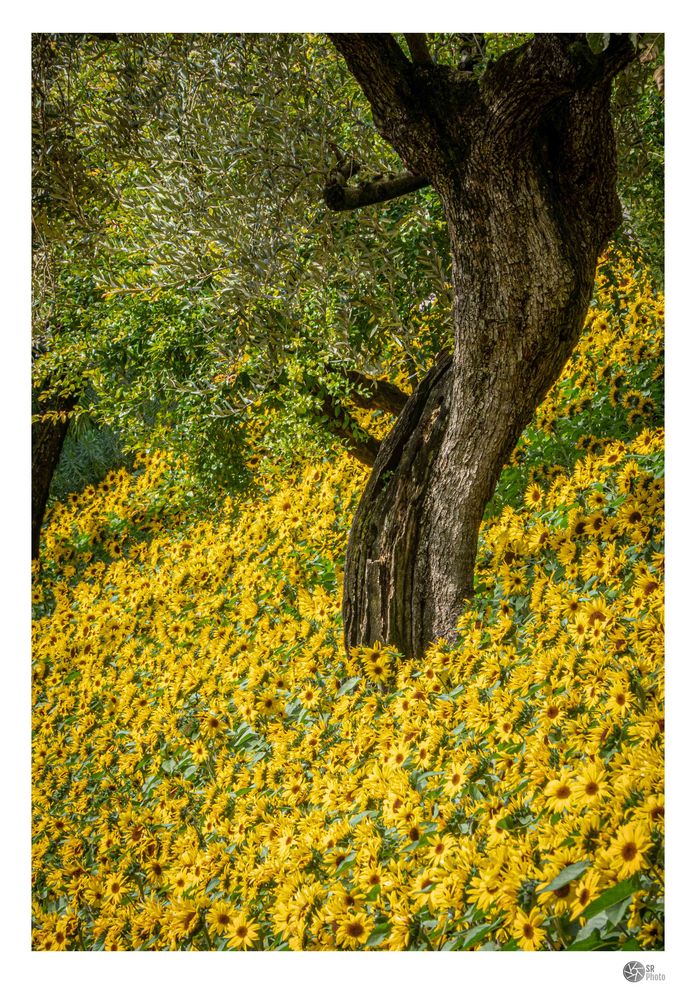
[333,33,635,657]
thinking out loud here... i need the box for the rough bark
[343,352,452,651]
[343,370,409,416]
[335,33,635,657]
[32,384,75,560]
[404,34,434,67]
[324,169,430,212]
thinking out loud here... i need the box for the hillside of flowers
[32,248,664,952]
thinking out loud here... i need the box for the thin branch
[653,65,664,94]
[329,33,413,112]
[596,34,639,80]
[328,33,434,170]
[324,169,429,212]
[317,395,380,467]
[457,33,487,71]
[404,34,433,66]
[343,371,410,416]
[304,375,381,466]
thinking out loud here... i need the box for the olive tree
[33,32,663,658]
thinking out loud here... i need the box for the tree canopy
[32,32,663,507]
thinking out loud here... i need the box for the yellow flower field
[32,249,664,951]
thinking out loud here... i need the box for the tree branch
[303,375,381,466]
[324,169,429,212]
[328,34,438,172]
[317,395,381,467]
[404,34,433,66]
[481,33,636,133]
[343,371,410,416]
[457,33,487,71]
[329,33,414,119]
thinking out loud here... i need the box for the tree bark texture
[32,383,75,560]
[335,33,635,657]
[324,169,429,212]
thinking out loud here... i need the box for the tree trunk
[338,34,635,657]
[32,383,75,561]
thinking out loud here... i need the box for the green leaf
[581,875,641,920]
[334,851,356,877]
[441,937,460,951]
[231,785,254,797]
[586,33,611,55]
[604,895,632,927]
[366,922,391,947]
[459,922,496,949]
[537,860,590,895]
[141,775,160,795]
[336,676,361,698]
[233,730,257,750]
[349,809,377,826]
[568,929,604,951]
[574,912,608,943]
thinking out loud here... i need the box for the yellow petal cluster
[32,248,663,950]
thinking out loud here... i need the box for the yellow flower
[571,762,607,807]
[256,690,282,716]
[569,869,602,921]
[501,565,527,596]
[427,833,457,867]
[45,916,72,951]
[201,714,226,739]
[102,872,128,907]
[360,643,393,683]
[637,921,662,948]
[335,910,373,949]
[512,907,546,951]
[228,911,260,950]
[467,871,504,913]
[607,822,651,878]
[634,793,665,828]
[544,771,574,812]
[167,901,200,944]
[189,740,207,764]
[207,900,236,939]
[568,612,589,643]
[524,482,544,510]
[606,683,634,717]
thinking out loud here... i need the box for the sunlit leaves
[32,250,663,951]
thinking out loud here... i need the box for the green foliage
[50,416,128,501]
[33,33,457,495]
[33,32,664,503]
[613,36,664,282]
[32,254,664,949]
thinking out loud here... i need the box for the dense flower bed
[32,249,664,951]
